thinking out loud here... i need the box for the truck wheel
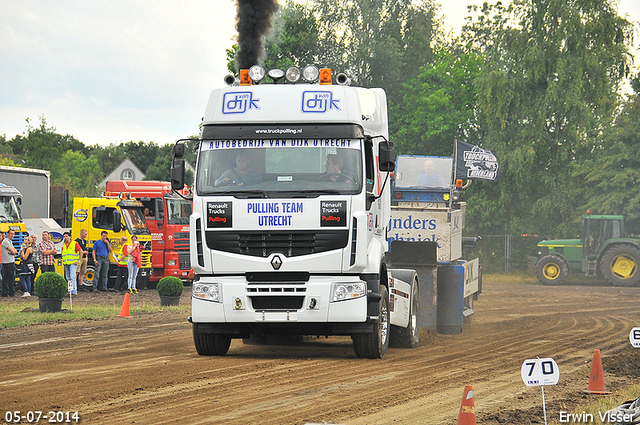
[192,323,231,356]
[83,265,96,288]
[390,274,420,348]
[599,245,640,287]
[535,255,569,285]
[352,286,390,359]
[136,274,148,290]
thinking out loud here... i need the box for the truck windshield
[393,156,453,189]
[196,139,362,196]
[121,208,151,235]
[167,199,191,225]
[0,196,21,222]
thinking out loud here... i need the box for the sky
[1,0,639,147]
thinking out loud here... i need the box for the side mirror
[157,200,165,221]
[173,142,185,158]
[171,159,185,191]
[379,141,395,172]
[113,210,122,233]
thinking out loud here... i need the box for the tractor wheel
[599,245,640,287]
[535,255,569,285]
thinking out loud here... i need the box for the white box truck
[171,66,421,358]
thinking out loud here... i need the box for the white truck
[171,66,421,358]
[0,166,50,219]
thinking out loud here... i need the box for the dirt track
[1,279,639,425]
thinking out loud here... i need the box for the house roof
[99,158,145,187]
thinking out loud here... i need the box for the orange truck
[105,180,194,287]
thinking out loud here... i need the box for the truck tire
[136,274,148,290]
[83,264,96,288]
[352,286,390,359]
[535,255,569,285]
[390,274,420,348]
[192,323,232,356]
[599,245,640,287]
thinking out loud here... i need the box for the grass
[0,299,190,328]
[549,383,640,424]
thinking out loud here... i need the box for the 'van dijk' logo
[222,92,260,114]
[270,255,283,270]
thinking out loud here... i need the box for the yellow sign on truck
[71,196,152,290]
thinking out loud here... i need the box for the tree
[143,145,173,182]
[310,0,437,103]
[7,116,87,171]
[571,74,640,234]
[462,0,634,236]
[52,150,103,198]
[392,47,483,156]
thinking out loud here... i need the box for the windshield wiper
[285,189,342,197]
[229,190,269,198]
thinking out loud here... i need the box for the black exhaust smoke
[235,0,280,72]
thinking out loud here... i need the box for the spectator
[18,236,35,297]
[75,229,89,289]
[114,236,129,293]
[30,234,40,285]
[1,230,18,297]
[0,233,4,294]
[38,231,57,274]
[62,231,81,295]
[92,231,113,292]
[126,235,142,294]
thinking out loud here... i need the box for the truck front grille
[205,230,349,258]
[178,251,191,269]
[174,232,190,249]
[250,296,305,310]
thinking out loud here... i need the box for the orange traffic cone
[457,385,477,425]
[117,293,130,318]
[586,349,610,394]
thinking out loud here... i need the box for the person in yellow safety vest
[113,236,129,293]
[62,231,82,295]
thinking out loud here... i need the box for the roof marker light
[239,69,252,86]
[319,68,332,85]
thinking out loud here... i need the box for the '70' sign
[521,358,560,386]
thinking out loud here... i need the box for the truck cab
[72,196,152,290]
[0,184,29,248]
[172,66,419,358]
[105,180,194,286]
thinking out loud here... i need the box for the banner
[455,140,500,182]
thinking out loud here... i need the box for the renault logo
[271,255,282,270]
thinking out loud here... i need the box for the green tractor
[536,214,640,287]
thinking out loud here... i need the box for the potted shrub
[34,272,68,312]
[156,276,183,306]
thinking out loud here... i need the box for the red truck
[105,180,194,287]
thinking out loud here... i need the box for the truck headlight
[193,283,221,302]
[331,281,366,302]
[168,260,177,266]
